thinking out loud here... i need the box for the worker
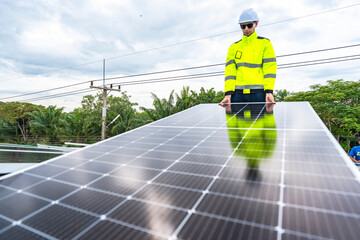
[349,138,360,169]
[219,8,277,105]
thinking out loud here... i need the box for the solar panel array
[0,102,359,240]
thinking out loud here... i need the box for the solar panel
[0,102,359,240]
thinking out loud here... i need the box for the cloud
[0,0,360,111]
[20,21,86,57]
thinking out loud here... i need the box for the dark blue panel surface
[0,103,359,240]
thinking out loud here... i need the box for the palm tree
[110,109,142,135]
[28,106,65,144]
[140,90,177,121]
[175,86,195,111]
[63,110,85,143]
[0,119,17,142]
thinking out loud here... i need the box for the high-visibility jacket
[224,31,277,95]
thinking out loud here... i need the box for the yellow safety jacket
[224,31,277,95]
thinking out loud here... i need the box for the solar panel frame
[0,102,360,240]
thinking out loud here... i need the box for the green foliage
[0,102,43,142]
[110,108,139,135]
[285,79,360,151]
[140,90,177,121]
[106,92,140,136]
[274,89,291,102]
[191,87,224,104]
[65,91,140,141]
[4,80,358,154]
[0,119,17,142]
[74,93,103,140]
[1,87,225,145]
[63,109,87,143]
[27,106,65,144]
[176,86,195,111]
[141,86,225,121]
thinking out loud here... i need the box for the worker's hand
[219,95,231,106]
[265,93,276,103]
[265,102,274,113]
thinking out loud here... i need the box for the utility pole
[101,59,106,140]
[90,59,121,140]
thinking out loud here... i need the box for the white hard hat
[238,8,259,24]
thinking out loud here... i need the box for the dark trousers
[231,91,266,103]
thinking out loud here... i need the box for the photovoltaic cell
[134,184,202,209]
[61,189,126,214]
[0,102,359,240]
[0,193,48,220]
[0,226,49,240]
[23,205,98,239]
[78,220,158,240]
[109,200,187,236]
[24,180,78,200]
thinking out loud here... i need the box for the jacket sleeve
[224,44,237,95]
[262,40,277,93]
[349,148,354,156]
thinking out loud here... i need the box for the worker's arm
[222,44,237,98]
[219,95,231,105]
[262,39,277,101]
[349,155,360,163]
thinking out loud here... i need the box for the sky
[0,0,360,111]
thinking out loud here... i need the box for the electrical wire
[22,89,96,102]
[14,56,360,101]
[278,54,360,66]
[278,57,360,69]
[0,63,224,101]
[9,54,359,103]
[0,81,94,101]
[278,44,360,58]
[107,55,360,86]
[2,43,360,102]
[261,3,360,27]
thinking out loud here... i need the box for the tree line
[0,80,359,151]
[0,87,223,145]
[278,79,360,152]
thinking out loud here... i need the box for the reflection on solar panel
[0,102,359,239]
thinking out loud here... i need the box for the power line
[0,63,224,101]
[278,44,360,58]
[2,42,360,101]
[103,56,360,86]
[261,3,360,26]
[278,56,360,69]
[2,2,359,83]
[15,57,360,102]
[13,54,360,102]
[278,54,360,66]
[111,71,224,86]
[0,81,94,101]
[21,89,96,102]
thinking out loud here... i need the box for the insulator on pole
[110,84,113,89]
[118,85,121,90]
[91,81,93,86]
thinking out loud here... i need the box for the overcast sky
[0,0,360,111]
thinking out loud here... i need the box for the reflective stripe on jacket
[224,31,277,95]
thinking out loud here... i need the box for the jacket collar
[242,31,258,43]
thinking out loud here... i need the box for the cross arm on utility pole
[90,82,122,92]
